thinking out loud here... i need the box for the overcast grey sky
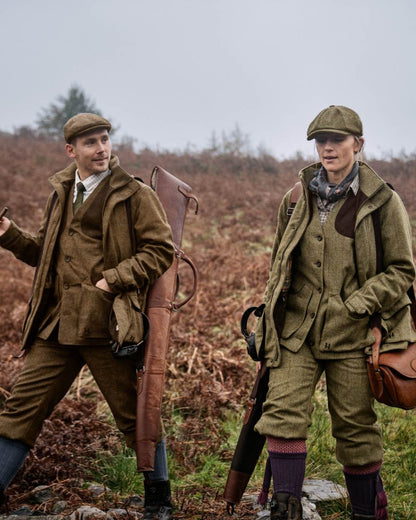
[1,0,415,158]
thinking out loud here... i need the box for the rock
[70,506,109,520]
[300,497,321,520]
[106,510,128,520]
[30,487,56,505]
[7,504,33,516]
[302,479,348,503]
[86,486,110,498]
[121,496,143,509]
[52,501,68,514]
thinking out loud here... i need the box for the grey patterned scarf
[309,161,359,202]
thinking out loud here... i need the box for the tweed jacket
[0,156,175,349]
[256,161,416,367]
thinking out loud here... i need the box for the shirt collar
[74,169,111,192]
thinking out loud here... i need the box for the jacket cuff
[0,221,22,249]
[103,268,123,293]
[344,296,368,317]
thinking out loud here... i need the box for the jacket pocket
[110,291,145,346]
[320,294,370,350]
[381,295,415,344]
[78,284,115,339]
[280,281,313,340]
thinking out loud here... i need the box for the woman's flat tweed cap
[64,113,111,143]
[307,105,363,140]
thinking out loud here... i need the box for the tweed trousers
[255,344,383,466]
[0,339,163,449]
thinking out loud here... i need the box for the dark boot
[143,479,173,520]
[270,492,302,520]
[351,515,376,519]
[0,487,8,513]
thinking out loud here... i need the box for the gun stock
[223,363,269,512]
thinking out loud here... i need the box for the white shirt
[73,169,111,203]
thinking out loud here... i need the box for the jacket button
[65,256,71,262]
[317,235,323,241]
[64,284,69,290]
[315,261,321,267]
[68,230,74,236]
[310,312,316,319]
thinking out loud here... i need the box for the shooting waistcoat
[38,176,114,345]
[280,195,374,358]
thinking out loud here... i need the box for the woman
[254,105,416,519]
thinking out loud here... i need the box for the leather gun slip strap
[136,166,198,472]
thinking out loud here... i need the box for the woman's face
[315,133,363,182]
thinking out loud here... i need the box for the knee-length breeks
[255,345,383,466]
[0,339,157,449]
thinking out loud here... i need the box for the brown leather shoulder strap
[287,181,302,218]
[290,181,302,203]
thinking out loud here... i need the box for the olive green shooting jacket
[256,161,416,367]
[0,156,175,349]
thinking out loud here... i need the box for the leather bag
[366,202,416,409]
[366,324,416,409]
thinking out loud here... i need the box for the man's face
[65,128,111,180]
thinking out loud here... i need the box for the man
[0,113,175,520]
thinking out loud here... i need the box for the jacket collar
[48,155,140,199]
[299,161,391,204]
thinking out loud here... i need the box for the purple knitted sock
[343,470,379,515]
[268,451,307,500]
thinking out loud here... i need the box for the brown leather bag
[366,203,416,409]
[366,324,416,409]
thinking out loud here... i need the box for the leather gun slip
[136,166,198,471]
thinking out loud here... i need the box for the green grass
[89,386,416,519]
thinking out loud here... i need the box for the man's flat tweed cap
[307,105,363,140]
[64,113,111,143]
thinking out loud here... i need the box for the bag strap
[287,181,302,217]
[371,204,416,325]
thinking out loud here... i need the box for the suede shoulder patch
[335,189,368,238]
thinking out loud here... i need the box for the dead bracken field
[0,133,415,518]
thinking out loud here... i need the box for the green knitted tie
[73,182,86,214]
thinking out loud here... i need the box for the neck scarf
[309,161,359,203]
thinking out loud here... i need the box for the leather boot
[351,515,376,519]
[270,492,302,520]
[143,479,174,520]
[0,488,8,512]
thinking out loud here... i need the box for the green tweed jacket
[0,156,174,349]
[256,161,416,367]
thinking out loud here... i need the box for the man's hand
[0,215,10,237]
[95,277,113,293]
